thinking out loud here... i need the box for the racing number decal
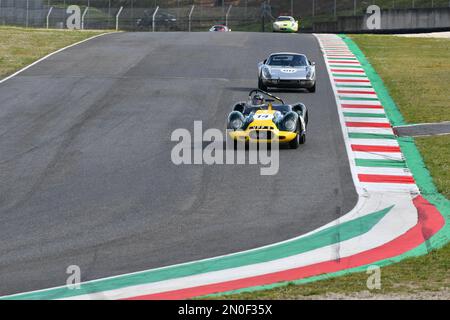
[254,114,274,120]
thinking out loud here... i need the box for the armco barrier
[313,7,450,33]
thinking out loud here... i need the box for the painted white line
[338,87,375,90]
[344,117,390,123]
[324,51,354,54]
[349,139,399,146]
[339,93,378,99]
[360,183,419,193]
[331,64,364,67]
[355,167,412,176]
[340,100,382,106]
[334,77,370,81]
[353,151,404,161]
[347,127,395,135]
[335,74,368,78]
[332,67,365,71]
[336,83,373,87]
[343,110,386,115]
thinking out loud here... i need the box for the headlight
[262,67,271,79]
[306,68,313,79]
[231,119,243,130]
[284,119,296,132]
[281,112,298,132]
[228,111,245,130]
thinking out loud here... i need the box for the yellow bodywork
[229,109,297,143]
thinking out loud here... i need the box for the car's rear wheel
[258,78,268,91]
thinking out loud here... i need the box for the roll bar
[248,89,285,105]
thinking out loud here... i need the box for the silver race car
[258,53,316,92]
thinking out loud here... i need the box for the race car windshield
[276,17,293,22]
[213,26,225,31]
[267,55,307,67]
[244,105,291,115]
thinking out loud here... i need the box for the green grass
[415,135,450,199]
[0,26,108,79]
[350,35,450,124]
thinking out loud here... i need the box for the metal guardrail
[0,0,449,31]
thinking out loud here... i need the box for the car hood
[273,21,294,26]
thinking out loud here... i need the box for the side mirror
[311,61,315,66]
[263,59,267,64]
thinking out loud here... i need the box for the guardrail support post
[26,0,29,28]
[46,6,53,29]
[81,6,89,30]
[225,4,232,27]
[152,6,159,32]
[116,6,123,31]
[188,5,195,32]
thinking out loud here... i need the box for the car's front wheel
[307,82,316,93]
[289,133,300,149]
[299,132,306,144]
[258,78,268,91]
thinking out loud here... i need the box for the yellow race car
[228,90,308,149]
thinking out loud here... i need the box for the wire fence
[0,0,449,31]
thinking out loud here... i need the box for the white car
[209,25,231,32]
[272,16,299,33]
[258,53,316,92]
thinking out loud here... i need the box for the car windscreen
[244,105,291,115]
[276,17,292,22]
[267,55,307,67]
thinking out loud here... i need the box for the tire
[258,78,268,91]
[299,132,306,144]
[307,83,316,93]
[289,133,300,149]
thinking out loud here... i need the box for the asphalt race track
[0,32,357,295]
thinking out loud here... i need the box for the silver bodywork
[258,52,316,92]
[209,25,231,32]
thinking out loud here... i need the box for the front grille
[249,130,274,140]
[279,80,299,84]
[249,126,272,130]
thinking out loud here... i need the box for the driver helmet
[252,93,265,106]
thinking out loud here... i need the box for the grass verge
[349,35,450,124]
[0,26,108,79]
[415,135,450,199]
